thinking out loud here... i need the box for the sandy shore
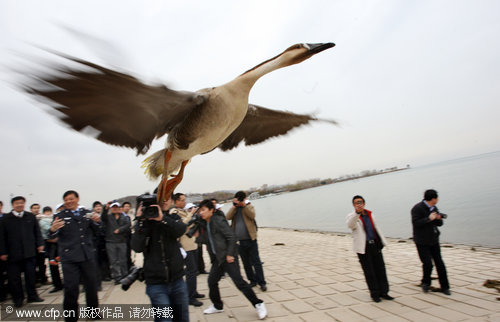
[4,228,500,321]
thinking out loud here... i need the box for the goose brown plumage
[23,42,336,202]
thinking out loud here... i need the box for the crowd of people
[0,187,450,321]
[0,189,268,321]
[0,192,137,312]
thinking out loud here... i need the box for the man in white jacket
[346,195,393,303]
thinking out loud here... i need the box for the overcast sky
[1,0,499,209]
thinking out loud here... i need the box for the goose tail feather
[142,149,167,180]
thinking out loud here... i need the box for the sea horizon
[222,150,500,248]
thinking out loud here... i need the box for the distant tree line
[116,165,409,206]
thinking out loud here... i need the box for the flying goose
[24,42,336,202]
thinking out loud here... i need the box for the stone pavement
[4,228,500,321]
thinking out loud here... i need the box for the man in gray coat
[101,202,131,284]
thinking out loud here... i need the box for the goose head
[238,42,335,88]
[280,43,335,66]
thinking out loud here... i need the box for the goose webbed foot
[157,157,189,204]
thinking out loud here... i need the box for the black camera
[185,211,203,238]
[233,191,246,206]
[119,266,144,291]
[439,213,448,219]
[136,193,159,218]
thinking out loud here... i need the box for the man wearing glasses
[346,195,393,303]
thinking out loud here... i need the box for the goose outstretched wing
[218,104,337,151]
[22,54,207,155]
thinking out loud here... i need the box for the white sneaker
[255,302,267,319]
[203,304,224,314]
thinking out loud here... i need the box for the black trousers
[35,251,47,283]
[357,243,389,299]
[184,249,199,301]
[61,259,99,322]
[49,263,63,289]
[126,236,133,269]
[238,239,266,286]
[0,260,7,300]
[46,242,63,289]
[7,257,39,304]
[208,257,262,310]
[197,244,206,273]
[416,243,449,290]
[97,238,111,281]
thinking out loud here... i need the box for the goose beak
[305,43,335,55]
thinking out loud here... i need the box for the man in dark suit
[0,200,7,302]
[411,189,450,295]
[49,190,101,321]
[0,196,44,307]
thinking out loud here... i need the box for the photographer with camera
[197,199,267,320]
[169,193,204,307]
[411,189,450,295]
[131,195,189,322]
[226,191,267,291]
[346,195,393,303]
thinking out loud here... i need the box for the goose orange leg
[157,150,189,203]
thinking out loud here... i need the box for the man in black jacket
[197,200,267,320]
[131,197,189,322]
[0,196,44,307]
[0,201,6,302]
[411,189,450,295]
[49,190,102,321]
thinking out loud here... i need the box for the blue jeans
[238,239,266,286]
[146,278,189,322]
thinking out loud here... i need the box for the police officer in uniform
[49,190,101,321]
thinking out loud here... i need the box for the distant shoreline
[246,166,410,201]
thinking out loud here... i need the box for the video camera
[185,208,204,238]
[119,266,144,291]
[136,193,159,219]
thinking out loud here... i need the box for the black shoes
[49,287,63,293]
[373,294,394,302]
[432,288,451,295]
[421,283,451,295]
[189,299,203,307]
[195,293,205,298]
[27,297,44,303]
[249,282,267,291]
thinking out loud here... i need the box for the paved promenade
[6,228,500,321]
